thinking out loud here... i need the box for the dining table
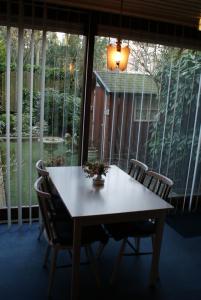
[47,165,173,300]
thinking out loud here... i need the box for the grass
[0,138,79,207]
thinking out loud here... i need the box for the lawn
[0,138,79,207]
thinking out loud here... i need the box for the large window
[0,27,85,222]
[89,37,201,211]
[1,28,201,225]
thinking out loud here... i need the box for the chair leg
[85,245,101,288]
[38,223,44,241]
[96,242,106,259]
[47,247,58,298]
[110,238,127,285]
[151,235,156,268]
[43,245,51,268]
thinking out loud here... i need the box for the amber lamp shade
[107,43,130,71]
[199,18,201,31]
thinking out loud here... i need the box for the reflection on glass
[89,36,201,210]
[0,28,85,208]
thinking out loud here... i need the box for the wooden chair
[143,170,173,201]
[130,170,174,253]
[128,159,148,182]
[96,159,149,259]
[34,176,109,297]
[35,159,71,240]
[36,160,59,198]
[106,169,173,283]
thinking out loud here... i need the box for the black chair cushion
[50,195,73,223]
[51,195,67,211]
[105,220,156,241]
[53,220,108,246]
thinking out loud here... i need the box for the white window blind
[89,37,201,212]
[0,26,86,225]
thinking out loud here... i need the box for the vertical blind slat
[109,72,118,164]
[39,31,46,159]
[71,62,78,165]
[144,80,153,163]
[118,76,126,167]
[158,55,173,173]
[39,30,46,225]
[189,125,201,211]
[91,84,96,147]
[151,68,163,169]
[102,90,108,160]
[136,73,145,160]
[62,36,68,139]
[29,30,35,225]
[17,27,24,226]
[165,58,181,176]
[6,27,11,226]
[126,88,135,170]
[183,74,201,210]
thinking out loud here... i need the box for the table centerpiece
[83,161,110,186]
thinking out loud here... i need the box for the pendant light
[199,18,201,31]
[107,0,130,71]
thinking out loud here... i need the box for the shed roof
[94,71,158,94]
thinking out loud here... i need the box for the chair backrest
[35,159,54,194]
[143,170,174,200]
[34,176,57,243]
[128,159,148,183]
[36,160,49,177]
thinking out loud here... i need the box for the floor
[0,221,201,300]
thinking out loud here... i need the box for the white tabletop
[47,165,173,218]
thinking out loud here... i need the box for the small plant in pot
[83,161,110,186]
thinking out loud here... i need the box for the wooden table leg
[149,213,166,287]
[71,218,81,300]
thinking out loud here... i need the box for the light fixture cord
[120,0,123,28]
[118,0,123,45]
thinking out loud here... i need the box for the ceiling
[46,0,201,29]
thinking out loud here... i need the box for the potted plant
[83,161,110,185]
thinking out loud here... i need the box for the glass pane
[0,28,85,210]
[44,32,85,167]
[89,36,201,211]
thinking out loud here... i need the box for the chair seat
[105,220,156,241]
[53,220,109,246]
